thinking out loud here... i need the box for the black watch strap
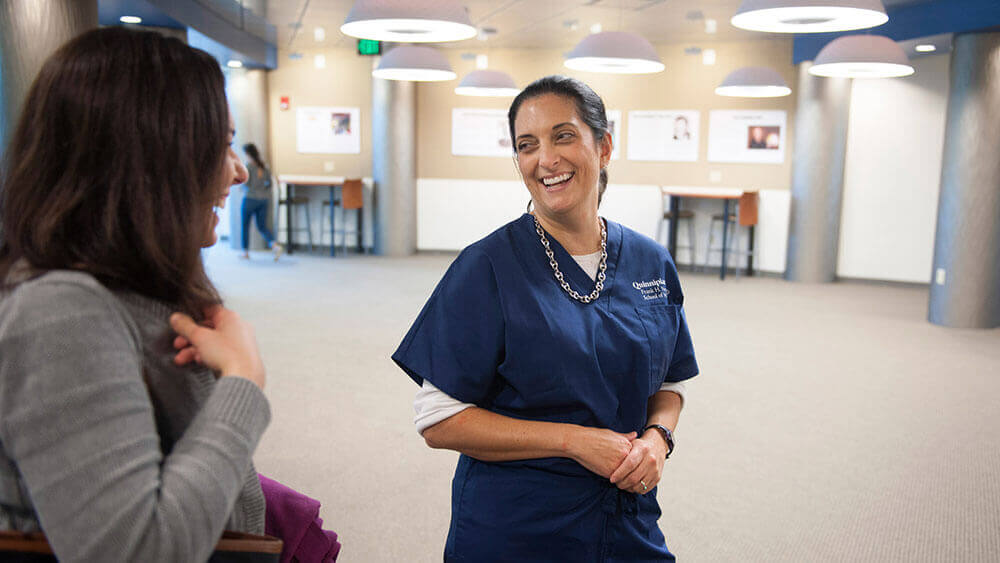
[643,424,674,459]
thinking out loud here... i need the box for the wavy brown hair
[0,27,228,315]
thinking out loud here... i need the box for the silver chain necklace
[534,216,608,304]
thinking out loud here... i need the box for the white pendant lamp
[372,45,456,81]
[716,67,792,97]
[731,0,888,33]
[455,70,520,97]
[341,0,476,43]
[809,35,914,78]
[564,31,664,74]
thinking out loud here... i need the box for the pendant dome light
[716,67,792,97]
[809,35,914,78]
[455,69,520,97]
[731,0,888,34]
[341,0,477,43]
[372,45,456,81]
[564,31,664,74]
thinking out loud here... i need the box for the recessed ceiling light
[226,60,243,68]
[703,49,717,65]
[705,19,718,34]
[314,54,326,69]
[314,27,326,41]
[590,23,603,34]
[119,15,142,24]
[915,44,936,53]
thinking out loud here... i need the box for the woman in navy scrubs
[393,75,698,562]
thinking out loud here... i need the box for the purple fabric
[259,474,341,562]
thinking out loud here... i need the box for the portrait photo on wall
[296,106,361,154]
[331,113,352,135]
[747,125,780,150]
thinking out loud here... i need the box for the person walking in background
[241,143,283,260]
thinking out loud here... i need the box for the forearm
[641,390,682,444]
[422,407,577,462]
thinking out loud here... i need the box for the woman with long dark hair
[394,76,698,560]
[240,142,282,260]
[0,27,272,561]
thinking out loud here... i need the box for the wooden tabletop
[660,186,757,199]
[278,175,373,186]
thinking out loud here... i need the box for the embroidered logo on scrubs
[632,279,669,301]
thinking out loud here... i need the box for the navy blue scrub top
[393,213,698,562]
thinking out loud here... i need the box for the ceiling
[266,0,940,52]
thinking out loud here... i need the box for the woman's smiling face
[513,93,611,220]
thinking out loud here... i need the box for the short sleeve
[666,306,699,383]
[392,247,505,406]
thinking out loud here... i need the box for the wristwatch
[643,424,674,459]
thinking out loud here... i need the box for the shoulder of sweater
[0,270,140,345]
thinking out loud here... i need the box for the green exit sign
[357,39,381,56]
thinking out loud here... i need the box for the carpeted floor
[206,246,1000,563]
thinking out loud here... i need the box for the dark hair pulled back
[0,27,228,316]
[242,143,265,170]
[508,75,610,204]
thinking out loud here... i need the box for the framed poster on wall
[707,110,786,164]
[296,106,361,154]
[626,110,700,162]
[606,109,622,160]
[452,108,513,157]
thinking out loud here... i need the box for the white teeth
[542,172,572,186]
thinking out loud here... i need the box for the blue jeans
[241,197,276,250]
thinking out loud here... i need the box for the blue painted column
[785,62,852,283]
[928,30,1000,328]
[0,0,97,150]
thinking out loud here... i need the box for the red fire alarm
[279,96,290,111]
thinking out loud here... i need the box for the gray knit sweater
[0,270,271,562]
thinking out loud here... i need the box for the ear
[599,131,613,168]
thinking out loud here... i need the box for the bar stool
[657,190,696,267]
[278,195,313,252]
[703,192,759,276]
[320,178,364,254]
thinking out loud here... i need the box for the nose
[231,149,249,185]
[538,142,560,171]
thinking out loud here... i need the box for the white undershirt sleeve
[414,380,474,435]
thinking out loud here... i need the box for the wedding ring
[640,480,648,491]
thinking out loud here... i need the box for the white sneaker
[272,243,284,261]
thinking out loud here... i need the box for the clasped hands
[570,427,667,495]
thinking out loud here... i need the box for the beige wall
[266,38,797,190]
[267,48,373,178]
[417,39,798,190]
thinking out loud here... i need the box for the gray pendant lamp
[455,70,520,97]
[731,0,888,33]
[341,0,477,43]
[564,31,664,74]
[716,67,792,97]
[809,35,914,78]
[372,45,456,81]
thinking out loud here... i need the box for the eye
[556,131,575,141]
[516,140,535,152]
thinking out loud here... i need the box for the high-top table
[277,175,374,256]
[660,186,759,280]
